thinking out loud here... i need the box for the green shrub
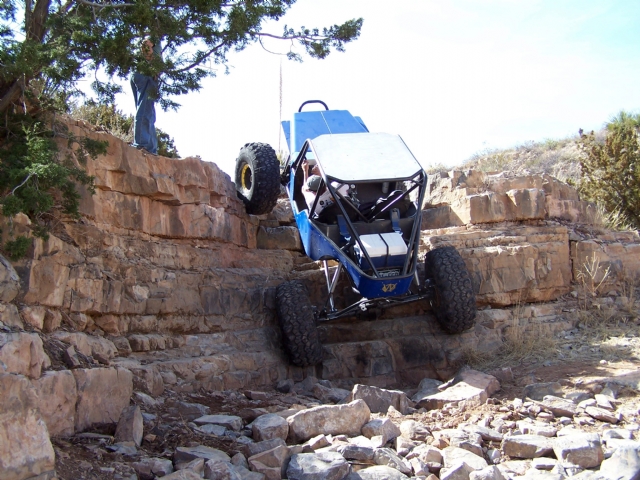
[71,101,180,158]
[578,111,640,230]
[4,235,32,260]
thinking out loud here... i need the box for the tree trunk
[0,0,51,115]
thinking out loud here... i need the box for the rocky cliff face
[1,120,639,478]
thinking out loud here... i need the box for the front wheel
[425,246,476,334]
[275,281,323,367]
[235,143,281,215]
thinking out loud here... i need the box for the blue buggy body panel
[282,110,368,158]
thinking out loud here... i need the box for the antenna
[278,59,282,154]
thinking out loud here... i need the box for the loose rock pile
[51,368,640,480]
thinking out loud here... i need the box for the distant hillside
[455,131,606,186]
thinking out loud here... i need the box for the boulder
[362,418,401,444]
[31,369,77,436]
[194,414,243,431]
[174,445,231,464]
[287,399,371,443]
[0,373,55,480]
[420,369,500,410]
[598,446,640,480]
[286,452,351,480]
[252,413,289,442]
[0,332,50,379]
[73,367,133,431]
[345,465,410,479]
[552,433,603,469]
[114,405,144,446]
[0,254,20,302]
[248,444,290,480]
[501,435,554,459]
[351,384,412,415]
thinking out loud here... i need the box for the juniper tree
[0,0,362,253]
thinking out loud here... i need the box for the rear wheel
[235,143,280,215]
[275,280,323,367]
[425,246,476,334]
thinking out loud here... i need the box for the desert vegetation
[462,111,640,232]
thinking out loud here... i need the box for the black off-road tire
[275,280,323,367]
[235,142,280,215]
[425,246,476,334]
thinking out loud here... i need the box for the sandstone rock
[362,418,401,444]
[167,400,210,421]
[0,332,50,379]
[442,446,488,471]
[395,437,420,456]
[304,435,330,452]
[174,445,231,464]
[598,446,640,480]
[63,345,82,369]
[523,382,563,401]
[312,383,350,404]
[20,305,46,329]
[251,413,289,442]
[0,373,55,480]
[114,405,144,446]
[287,452,350,480]
[501,435,554,459]
[248,444,290,480]
[43,309,62,332]
[411,378,444,407]
[134,457,175,477]
[174,457,206,474]
[516,421,557,438]
[73,367,133,431]
[161,470,204,480]
[351,384,412,415]
[531,457,557,471]
[31,369,77,436]
[203,459,243,480]
[399,419,431,441]
[243,438,287,458]
[421,369,500,410]
[469,465,507,480]
[0,254,20,302]
[287,399,371,443]
[336,444,375,462]
[257,226,302,251]
[585,406,620,424]
[540,395,578,417]
[552,433,603,469]
[602,428,633,442]
[594,393,615,411]
[411,444,444,465]
[129,365,165,397]
[109,336,132,356]
[195,414,243,431]
[345,464,409,479]
[462,424,503,442]
[373,447,412,475]
[0,302,22,327]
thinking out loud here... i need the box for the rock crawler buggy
[235,101,476,367]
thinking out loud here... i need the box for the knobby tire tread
[275,281,323,367]
[425,246,476,334]
[235,142,280,215]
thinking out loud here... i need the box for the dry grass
[464,279,640,370]
[463,301,558,370]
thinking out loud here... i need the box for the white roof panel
[310,133,422,182]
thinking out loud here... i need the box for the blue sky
[114,0,640,177]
